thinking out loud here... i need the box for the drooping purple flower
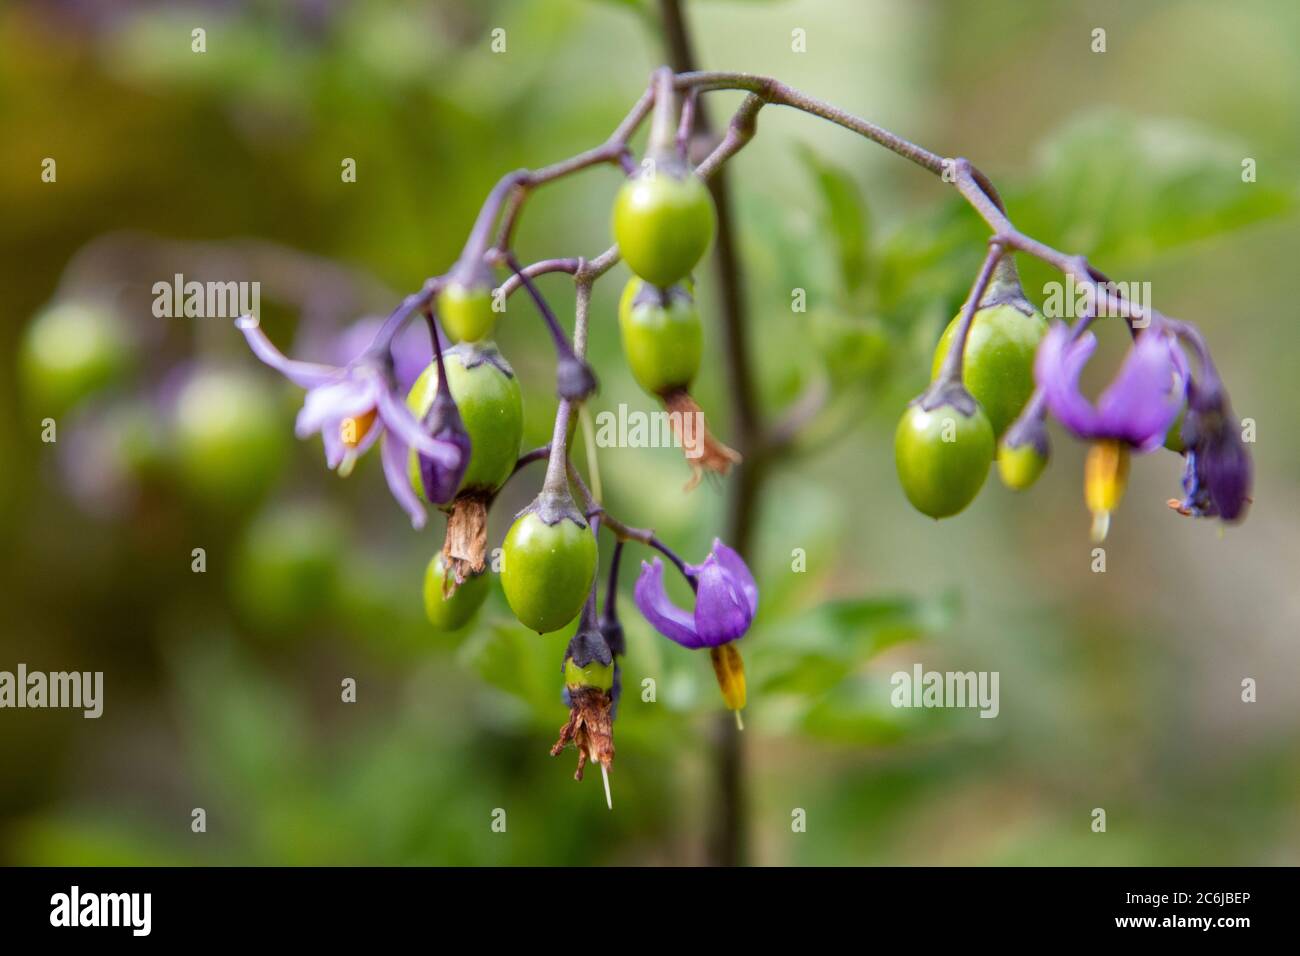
[634,539,758,649]
[325,316,433,394]
[237,316,461,529]
[1173,381,1252,521]
[1034,321,1186,452]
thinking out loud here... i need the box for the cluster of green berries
[420,156,720,639]
[894,262,1049,519]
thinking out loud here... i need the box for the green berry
[894,400,994,518]
[234,503,345,629]
[612,164,715,287]
[997,439,1048,491]
[500,512,597,634]
[618,278,702,396]
[564,657,614,692]
[437,282,496,344]
[406,346,522,499]
[931,303,1047,439]
[423,553,489,631]
[173,367,287,505]
[20,300,130,413]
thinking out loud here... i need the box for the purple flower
[1173,382,1252,521]
[237,316,461,529]
[1035,321,1186,452]
[316,316,433,395]
[634,539,758,649]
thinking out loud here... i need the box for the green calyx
[437,281,497,344]
[618,277,703,396]
[406,343,522,500]
[500,508,597,635]
[612,161,716,287]
[423,552,490,631]
[894,392,994,519]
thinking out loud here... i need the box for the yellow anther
[1085,440,1129,542]
[709,642,747,713]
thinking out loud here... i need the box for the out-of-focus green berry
[20,301,131,413]
[173,367,287,505]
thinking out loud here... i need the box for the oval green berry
[406,347,522,499]
[618,278,702,396]
[997,439,1048,491]
[437,282,496,344]
[612,165,715,287]
[931,303,1047,440]
[423,553,490,631]
[894,400,994,518]
[500,512,597,634]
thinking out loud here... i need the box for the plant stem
[659,0,754,869]
[936,242,1003,387]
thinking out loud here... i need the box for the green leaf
[1011,110,1297,265]
[753,591,957,698]
[797,144,871,295]
[799,676,940,745]
[458,619,564,721]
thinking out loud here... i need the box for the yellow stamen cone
[709,643,747,713]
[1085,440,1129,542]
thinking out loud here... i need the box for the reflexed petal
[380,433,426,530]
[709,538,758,618]
[375,386,460,467]
[1035,323,1100,437]
[633,558,703,649]
[1036,321,1183,450]
[1203,431,1252,521]
[321,419,347,470]
[692,554,754,646]
[238,319,341,389]
[1095,329,1183,451]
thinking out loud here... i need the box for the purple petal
[390,322,434,394]
[380,433,427,530]
[238,318,341,389]
[709,538,758,618]
[634,558,703,649]
[420,429,471,506]
[1204,432,1252,521]
[1095,329,1183,451]
[295,378,378,440]
[321,419,347,470]
[1035,323,1101,437]
[692,553,755,646]
[375,386,460,467]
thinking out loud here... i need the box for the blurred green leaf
[754,591,957,701]
[797,144,871,296]
[459,619,565,721]
[1013,110,1297,264]
[799,676,933,744]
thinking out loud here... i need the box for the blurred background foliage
[2,0,1299,865]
